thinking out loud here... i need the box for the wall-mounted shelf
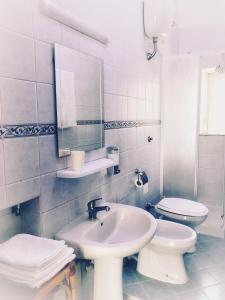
[57,158,114,179]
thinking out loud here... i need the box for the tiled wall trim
[104,120,161,130]
[1,124,56,138]
[77,120,104,125]
[0,120,161,138]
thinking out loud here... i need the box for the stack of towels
[0,234,75,288]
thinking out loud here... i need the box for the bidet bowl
[56,202,157,300]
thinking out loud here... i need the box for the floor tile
[185,252,214,272]
[141,279,176,299]
[177,290,209,300]
[124,283,148,300]
[202,284,225,300]
[187,269,218,288]
[123,235,225,300]
[207,266,225,283]
[124,294,148,300]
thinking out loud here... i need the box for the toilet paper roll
[135,178,144,189]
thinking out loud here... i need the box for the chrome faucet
[87,198,110,220]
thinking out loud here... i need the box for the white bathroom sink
[56,203,157,300]
[56,202,157,259]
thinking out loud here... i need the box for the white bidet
[137,219,196,284]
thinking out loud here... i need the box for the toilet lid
[156,198,208,217]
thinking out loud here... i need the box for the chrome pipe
[147,37,158,61]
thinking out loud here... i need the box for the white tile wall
[103,94,127,121]
[0,28,35,80]
[137,127,145,148]
[198,136,225,209]
[0,0,162,240]
[0,78,37,124]
[0,209,21,243]
[37,83,56,124]
[32,0,62,44]
[175,0,225,54]
[0,0,33,37]
[199,136,224,156]
[0,140,5,186]
[39,135,67,174]
[40,202,70,238]
[145,101,153,120]
[4,138,39,184]
[104,65,127,96]
[127,98,137,121]
[35,41,54,84]
[199,155,224,171]
[6,177,40,207]
[137,99,146,120]
[0,187,7,210]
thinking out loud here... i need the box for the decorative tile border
[77,120,104,125]
[2,124,56,138]
[0,127,6,137]
[0,120,161,138]
[104,120,161,130]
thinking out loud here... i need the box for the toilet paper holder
[135,169,149,187]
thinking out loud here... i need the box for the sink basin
[56,202,156,259]
[56,202,157,300]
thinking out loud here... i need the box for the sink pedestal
[94,258,123,300]
[55,203,157,300]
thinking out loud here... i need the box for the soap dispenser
[107,146,120,175]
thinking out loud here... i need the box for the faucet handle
[87,198,102,210]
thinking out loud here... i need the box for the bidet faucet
[87,198,110,220]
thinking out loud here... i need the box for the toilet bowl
[155,197,208,228]
[137,219,197,284]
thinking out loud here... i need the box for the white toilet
[155,197,208,228]
[137,219,197,284]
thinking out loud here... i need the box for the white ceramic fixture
[144,0,173,39]
[57,158,115,179]
[155,197,208,227]
[144,0,173,60]
[56,203,157,300]
[137,219,197,284]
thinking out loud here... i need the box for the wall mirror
[54,44,104,157]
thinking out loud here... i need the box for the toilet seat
[156,198,208,217]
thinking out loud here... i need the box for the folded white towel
[0,234,66,268]
[0,247,74,280]
[7,247,74,272]
[0,254,75,288]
